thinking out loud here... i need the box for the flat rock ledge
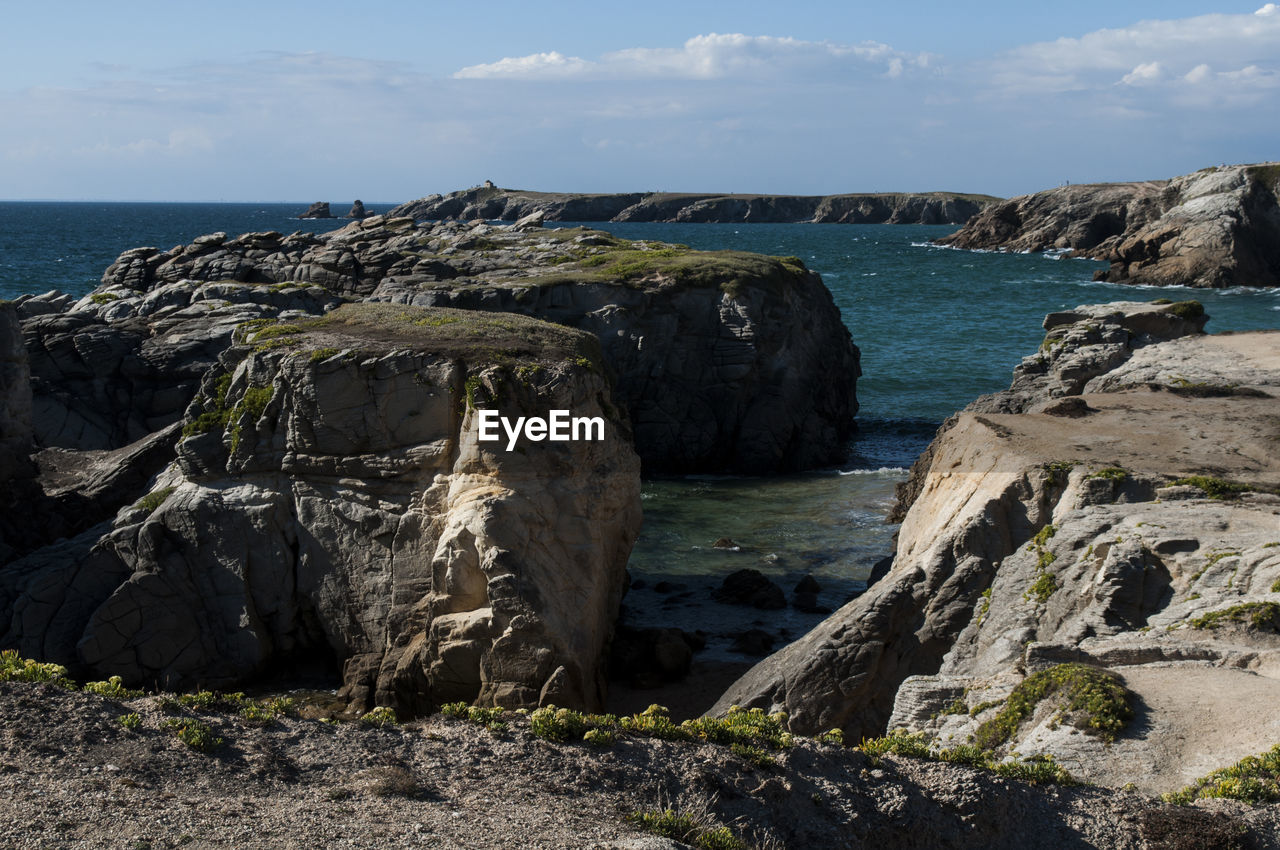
[715,300,1280,796]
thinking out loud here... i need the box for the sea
[3,201,1279,659]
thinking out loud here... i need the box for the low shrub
[973,663,1132,749]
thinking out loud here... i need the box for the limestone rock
[7,304,642,715]
[299,202,333,219]
[938,163,1280,288]
[715,302,1280,769]
[91,220,859,474]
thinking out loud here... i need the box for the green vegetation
[1024,524,1060,604]
[817,728,844,746]
[89,292,120,305]
[1042,461,1076,485]
[162,718,223,753]
[83,676,143,700]
[442,702,508,733]
[0,649,73,688]
[1271,578,1280,593]
[625,809,745,850]
[1171,476,1256,500]
[972,663,1133,749]
[1163,300,1205,321]
[1189,602,1280,632]
[969,699,1001,717]
[1247,163,1280,189]
[1152,298,1173,305]
[976,587,993,625]
[308,347,340,363]
[856,730,1077,786]
[133,486,175,515]
[939,697,968,716]
[1089,467,1128,482]
[117,712,142,730]
[228,385,274,453]
[1164,742,1280,805]
[182,373,234,437]
[359,706,399,728]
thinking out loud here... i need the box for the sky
[2,1,1277,201]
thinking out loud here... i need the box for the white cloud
[1121,61,1163,85]
[987,7,1280,95]
[1184,63,1212,83]
[454,33,928,81]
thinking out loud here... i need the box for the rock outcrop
[298,202,333,219]
[389,187,999,225]
[86,219,859,474]
[714,302,1280,794]
[4,304,642,714]
[937,163,1280,288]
[0,303,34,487]
[346,200,367,220]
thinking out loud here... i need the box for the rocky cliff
[83,217,859,474]
[389,186,998,225]
[714,302,1280,794]
[937,163,1280,288]
[2,303,642,714]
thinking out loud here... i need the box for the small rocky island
[938,162,1280,288]
[389,186,999,225]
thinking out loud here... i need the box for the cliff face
[389,187,998,226]
[3,304,641,713]
[713,303,1280,795]
[85,218,858,474]
[938,163,1280,288]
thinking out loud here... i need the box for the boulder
[712,569,786,610]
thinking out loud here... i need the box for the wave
[838,466,908,476]
[1077,279,1280,298]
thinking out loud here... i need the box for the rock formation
[937,163,1280,288]
[389,187,999,226]
[2,212,860,715]
[346,200,367,220]
[298,202,333,219]
[88,219,859,474]
[714,301,1280,794]
[4,304,642,714]
[0,303,34,488]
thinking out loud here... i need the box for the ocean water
[4,204,1279,658]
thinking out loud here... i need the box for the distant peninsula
[388,185,1000,225]
[938,162,1280,288]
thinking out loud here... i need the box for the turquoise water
[4,205,1279,657]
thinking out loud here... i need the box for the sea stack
[298,202,333,219]
[346,200,367,219]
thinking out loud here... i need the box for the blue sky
[2,1,1277,201]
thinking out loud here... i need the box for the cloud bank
[2,7,1278,200]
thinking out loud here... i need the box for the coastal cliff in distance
[388,186,999,225]
[937,162,1280,288]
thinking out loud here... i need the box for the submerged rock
[712,569,786,610]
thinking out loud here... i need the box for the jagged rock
[299,202,333,219]
[512,210,544,230]
[715,302,1280,766]
[91,219,859,474]
[0,303,34,486]
[6,304,642,715]
[346,200,367,220]
[389,187,998,225]
[712,570,785,610]
[11,290,75,319]
[938,163,1280,288]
